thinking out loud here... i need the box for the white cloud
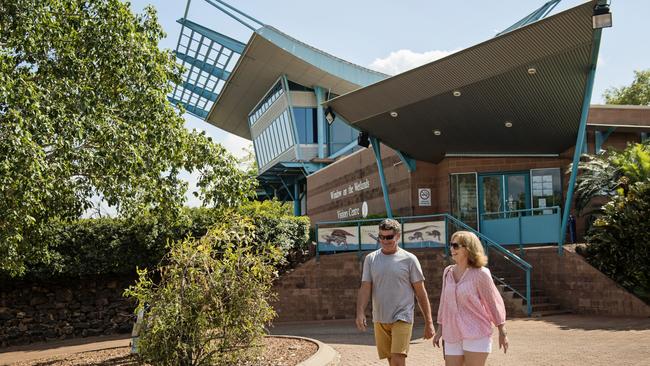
[368,49,459,75]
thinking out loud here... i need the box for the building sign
[418,188,431,206]
[329,178,370,201]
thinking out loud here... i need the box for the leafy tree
[603,69,650,105]
[125,213,281,366]
[0,0,255,275]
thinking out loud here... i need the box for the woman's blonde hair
[451,231,487,268]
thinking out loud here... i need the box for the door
[478,172,531,228]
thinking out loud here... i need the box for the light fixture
[357,131,370,148]
[433,129,442,136]
[390,111,398,118]
[504,121,513,128]
[452,90,461,97]
[592,3,612,29]
[325,107,336,125]
[527,67,537,75]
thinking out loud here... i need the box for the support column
[314,86,327,160]
[369,136,393,218]
[293,181,301,216]
[559,27,603,255]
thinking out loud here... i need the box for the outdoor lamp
[325,107,336,125]
[592,3,612,29]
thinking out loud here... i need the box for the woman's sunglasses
[450,242,464,250]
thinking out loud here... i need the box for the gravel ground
[7,337,317,366]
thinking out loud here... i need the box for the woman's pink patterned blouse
[436,265,506,343]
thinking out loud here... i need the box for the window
[530,168,562,214]
[328,119,357,155]
[294,107,317,144]
[450,173,478,229]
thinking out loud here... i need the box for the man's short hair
[378,218,401,235]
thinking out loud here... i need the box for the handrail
[315,212,533,316]
[480,206,560,218]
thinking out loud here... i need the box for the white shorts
[444,336,492,356]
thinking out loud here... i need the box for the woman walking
[433,231,508,366]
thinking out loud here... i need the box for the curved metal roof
[206,26,387,139]
[327,1,600,163]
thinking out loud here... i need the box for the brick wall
[273,247,650,323]
[524,246,650,317]
[0,276,135,347]
[273,249,448,322]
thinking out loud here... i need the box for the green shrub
[3,202,310,280]
[124,214,280,365]
[583,180,650,303]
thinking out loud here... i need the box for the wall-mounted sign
[329,178,371,201]
[418,188,431,206]
[318,226,360,252]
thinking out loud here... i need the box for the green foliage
[603,69,650,105]
[583,180,650,302]
[2,203,310,280]
[124,214,280,366]
[574,143,650,214]
[576,143,650,302]
[0,0,255,275]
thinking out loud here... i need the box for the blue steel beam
[329,140,358,159]
[314,86,327,160]
[176,18,246,53]
[180,81,219,102]
[559,27,604,255]
[395,150,416,172]
[496,0,561,37]
[174,51,231,80]
[168,97,209,118]
[369,136,393,218]
[294,182,301,216]
[595,127,616,154]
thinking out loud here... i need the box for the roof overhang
[206,26,387,140]
[327,1,600,163]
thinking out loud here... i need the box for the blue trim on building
[370,136,393,218]
[176,18,246,53]
[560,27,604,254]
[167,97,209,118]
[174,51,232,80]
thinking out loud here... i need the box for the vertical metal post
[314,86,327,161]
[595,130,603,154]
[315,224,320,262]
[526,268,532,316]
[444,215,449,258]
[400,218,405,248]
[293,181,301,216]
[369,136,393,218]
[357,222,362,261]
[641,132,648,142]
[559,27,603,255]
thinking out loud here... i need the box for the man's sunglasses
[378,234,396,240]
[450,242,464,250]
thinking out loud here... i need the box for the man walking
[356,219,435,366]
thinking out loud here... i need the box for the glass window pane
[450,173,478,229]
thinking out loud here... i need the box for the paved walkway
[2,315,650,365]
[270,315,650,366]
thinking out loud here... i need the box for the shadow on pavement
[519,314,650,331]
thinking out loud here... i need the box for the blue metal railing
[315,213,533,316]
[480,206,562,254]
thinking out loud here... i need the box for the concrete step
[530,309,573,317]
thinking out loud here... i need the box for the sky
[122,0,648,208]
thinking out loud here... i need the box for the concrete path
[270,315,650,366]
[2,315,650,365]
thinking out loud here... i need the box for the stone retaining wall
[0,276,136,347]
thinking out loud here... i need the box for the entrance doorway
[478,172,531,228]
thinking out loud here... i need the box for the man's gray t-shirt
[361,248,425,324]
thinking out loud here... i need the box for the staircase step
[530,309,573,317]
[530,303,562,312]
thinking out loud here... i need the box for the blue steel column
[314,86,327,160]
[369,136,393,218]
[559,27,604,255]
[293,181,301,216]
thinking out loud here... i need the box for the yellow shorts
[373,321,413,359]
